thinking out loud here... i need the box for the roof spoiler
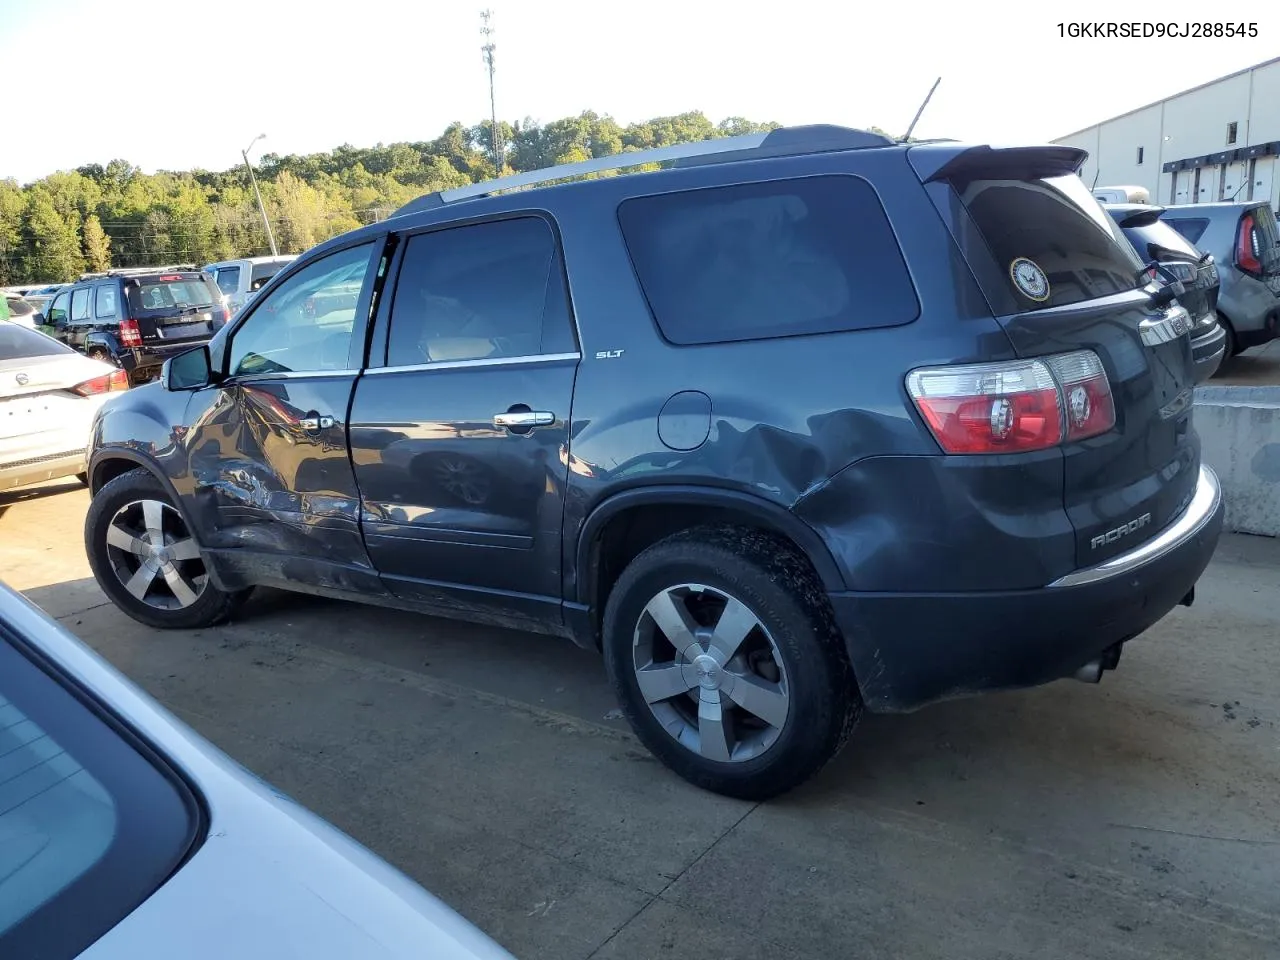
[1109,205,1167,227]
[907,144,1089,184]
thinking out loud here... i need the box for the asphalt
[3,478,1279,959]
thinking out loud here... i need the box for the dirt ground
[3,478,1279,959]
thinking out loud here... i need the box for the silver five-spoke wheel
[632,583,790,763]
[105,499,207,610]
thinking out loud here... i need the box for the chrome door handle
[494,410,555,428]
[299,414,335,431]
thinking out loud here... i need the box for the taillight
[119,318,142,347]
[72,369,129,396]
[1237,214,1263,275]
[1044,351,1115,443]
[907,350,1115,455]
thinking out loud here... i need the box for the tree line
[0,111,790,285]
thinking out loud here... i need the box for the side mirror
[162,345,214,391]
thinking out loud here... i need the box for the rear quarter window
[618,175,920,345]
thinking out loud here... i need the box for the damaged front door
[185,239,385,594]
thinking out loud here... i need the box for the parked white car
[1,322,126,492]
[0,578,516,959]
[203,256,297,317]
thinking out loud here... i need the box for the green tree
[82,214,111,272]
[24,193,84,281]
[0,179,25,285]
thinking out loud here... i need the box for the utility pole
[242,133,279,256]
[480,9,500,172]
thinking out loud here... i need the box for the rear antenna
[901,77,942,142]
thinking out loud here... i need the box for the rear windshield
[1163,217,1209,246]
[956,174,1144,312]
[6,299,35,317]
[1122,219,1203,263]
[0,322,74,360]
[126,277,220,314]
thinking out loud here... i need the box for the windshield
[956,173,1145,312]
[0,321,75,361]
[126,277,220,314]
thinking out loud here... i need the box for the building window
[1136,146,1144,165]
[1227,122,1238,145]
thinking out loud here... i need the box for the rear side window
[386,216,576,366]
[0,629,198,959]
[619,176,919,345]
[94,286,118,319]
[1164,218,1210,245]
[956,174,1143,311]
[70,289,90,321]
[127,277,219,314]
[214,267,241,295]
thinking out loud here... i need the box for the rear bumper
[829,464,1224,713]
[1191,323,1227,381]
[123,340,211,375]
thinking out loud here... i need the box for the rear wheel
[85,469,248,629]
[602,526,860,800]
[86,347,115,366]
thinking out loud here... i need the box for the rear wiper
[1138,259,1186,308]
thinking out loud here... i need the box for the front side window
[228,243,374,377]
[70,289,90,322]
[618,175,920,345]
[0,628,197,959]
[386,217,574,366]
[45,292,69,324]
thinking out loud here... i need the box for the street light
[241,133,279,257]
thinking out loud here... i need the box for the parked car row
[80,126,1225,802]
[1096,185,1280,373]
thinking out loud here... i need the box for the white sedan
[0,578,516,959]
[1,321,126,492]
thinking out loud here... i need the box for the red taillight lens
[72,369,129,396]
[1237,214,1263,274]
[1045,351,1115,442]
[906,359,1063,454]
[119,318,142,347]
[907,350,1114,455]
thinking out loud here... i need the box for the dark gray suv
[81,126,1225,800]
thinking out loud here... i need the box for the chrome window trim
[226,368,360,383]
[364,352,581,375]
[1047,464,1221,588]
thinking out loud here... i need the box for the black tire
[75,472,89,486]
[602,525,861,801]
[85,468,248,629]
[86,347,115,366]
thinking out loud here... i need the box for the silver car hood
[0,586,512,960]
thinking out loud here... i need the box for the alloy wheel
[104,499,207,610]
[631,583,790,763]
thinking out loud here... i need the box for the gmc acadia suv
[81,126,1225,800]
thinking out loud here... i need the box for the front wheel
[85,469,248,629]
[602,526,861,801]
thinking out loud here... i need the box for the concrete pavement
[2,478,1279,959]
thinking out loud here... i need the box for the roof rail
[392,124,895,218]
[77,263,201,281]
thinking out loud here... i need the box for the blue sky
[3,0,1275,183]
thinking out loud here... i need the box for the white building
[1054,57,1280,210]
